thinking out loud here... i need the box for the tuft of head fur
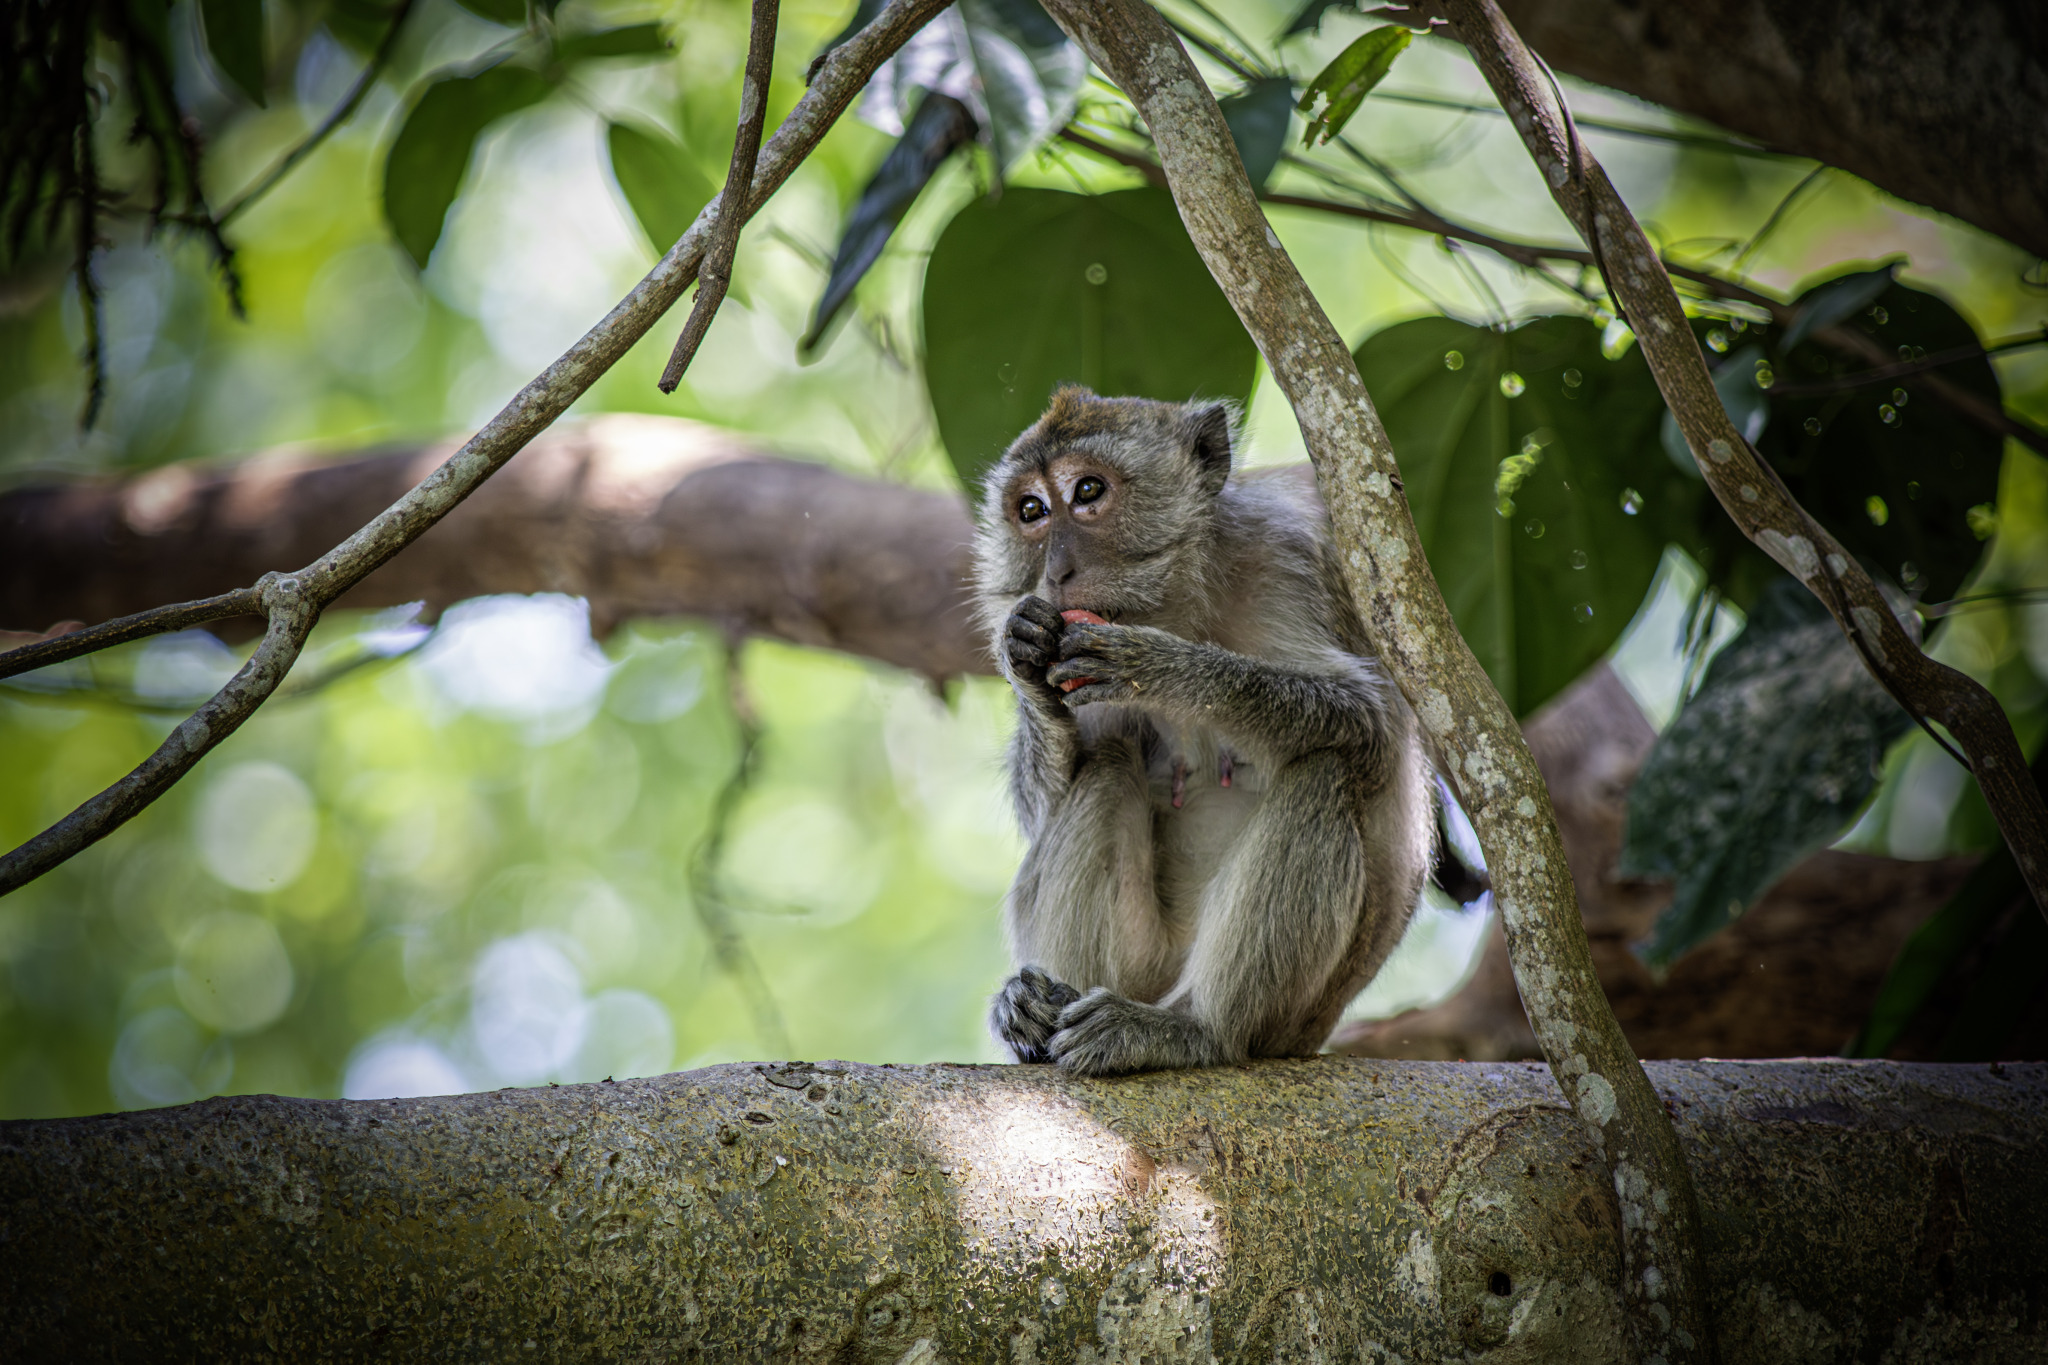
[971,389,1244,649]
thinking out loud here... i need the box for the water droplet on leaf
[1865,494,1889,526]
[1706,328,1728,353]
[1572,602,1594,623]
[1499,372,1525,397]
[1803,417,1822,436]
[1570,549,1588,569]
[1892,388,1909,407]
[1444,350,1464,370]
[1562,367,1582,388]
[1084,262,1108,285]
[1879,404,1898,425]
[1870,305,1889,324]
[1619,488,1643,515]
[1524,518,1545,539]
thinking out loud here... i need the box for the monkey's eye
[1018,495,1049,523]
[1073,476,1107,504]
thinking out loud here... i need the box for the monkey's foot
[1049,989,1224,1076]
[990,967,1082,1064]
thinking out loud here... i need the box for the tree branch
[1038,3,1712,1362]
[3,1059,2042,1357]
[1439,0,2048,934]
[0,0,960,898]
[0,418,985,680]
[658,0,779,393]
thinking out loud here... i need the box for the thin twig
[217,0,418,226]
[1728,163,1826,272]
[0,588,265,683]
[659,0,780,393]
[686,636,792,1056]
[0,0,958,898]
[1368,87,1784,158]
[1441,0,2048,929]
[1056,126,2048,457]
[1764,332,2048,397]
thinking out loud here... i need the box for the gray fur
[973,388,1435,1076]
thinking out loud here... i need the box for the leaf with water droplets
[1620,577,1910,969]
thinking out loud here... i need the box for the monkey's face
[972,390,1236,636]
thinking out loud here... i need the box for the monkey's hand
[1002,596,1073,714]
[1045,619,1181,709]
[990,966,1083,1064]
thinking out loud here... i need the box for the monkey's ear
[1186,402,1234,495]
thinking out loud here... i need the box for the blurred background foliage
[1,0,2045,1118]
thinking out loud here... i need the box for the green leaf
[921,187,1259,487]
[1353,315,1690,717]
[605,122,717,257]
[1297,25,1410,146]
[556,23,671,64]
[199,0,267,105]
[959,0,1086,171]
[1781,262,1897,351]
[383,65,554,269]
[1751,272,2005,604]
[805,93,977,351]
[453,0,528,25]
[1619,577,1912,969]
[1219,77,1295,190]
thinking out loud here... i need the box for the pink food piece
[1058,609,1108,692]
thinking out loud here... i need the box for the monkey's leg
[1049,750,1370,1076]
[991,735,1172,1063]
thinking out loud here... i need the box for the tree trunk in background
[2,421,2023,1060]
[1,1059,2041,1361]
[0,415,985,680]
[1497,0,2048,256]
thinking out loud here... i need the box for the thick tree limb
[1439,0,2048,935]
[1,1059,2041,1360]
[0,416,984,680]
[1495,0,2048,257]
[0,0,957,897]
[1037,3,1711,1361]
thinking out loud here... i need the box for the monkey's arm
[1000,596,1085,831]
[1048,621,1391,762]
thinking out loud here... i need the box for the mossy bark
[1,1059,2041,1361]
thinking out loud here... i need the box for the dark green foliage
[605,122,717,257]
[1677,272,2005,608]
[804,93,977,351]
[1218,77,1295,189]
[921,188,1258,487]
[1619,578,1911,969]
[199,0,267,105]
[383,65,554,269]
[452,0,528,26]
[1354,315,1689,717]
[555,23,670,62]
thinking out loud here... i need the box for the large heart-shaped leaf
[199,0,267,105]
[921,187,1258,487]
[605,122,717,257]
[384,64,553,269]
[1618,577,1911,969]
[1354,315,1691,717]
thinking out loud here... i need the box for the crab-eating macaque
[974,387,1434,1075]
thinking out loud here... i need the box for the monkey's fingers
[1003,634,1054,672]
[1011,595,1064,635]
[1047,656,1114,688]
[1005,613,1059,656]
